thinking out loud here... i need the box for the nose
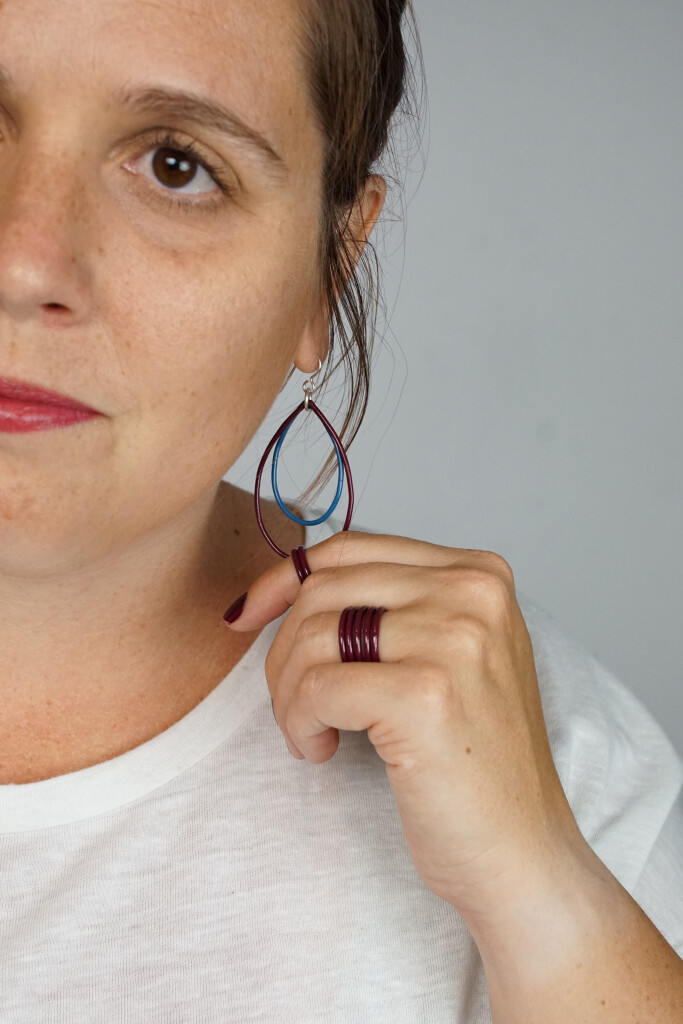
[0,140,92,324]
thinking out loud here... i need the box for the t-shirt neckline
[0,517,336,833]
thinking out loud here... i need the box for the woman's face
[0,0,327,575]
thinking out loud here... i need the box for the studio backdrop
[227,0,683,757]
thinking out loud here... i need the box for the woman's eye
[140,143,219,196]
[126,134,233,209]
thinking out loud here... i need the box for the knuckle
[299,566,333,598]
[482,550,516,588]
[441,552,515,590]
[439,564,492,599]
[409,662,451,715]
[479,570,514,620]
[299,664,322,699]
[435,563,467,594]
[442,558,515,620]
[323,529,362,563]
[450,613,490,659]
[295,612,329,644]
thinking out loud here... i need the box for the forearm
[463,843,683,1023]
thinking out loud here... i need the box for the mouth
[0,375,102,414]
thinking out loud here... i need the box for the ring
[339,605,386,663]
[291,545,312,582]
[290,547,386,663]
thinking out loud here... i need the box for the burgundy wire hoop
[254,398,354,558]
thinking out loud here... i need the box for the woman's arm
[226,529,683,1017]
[467,840,683,1023]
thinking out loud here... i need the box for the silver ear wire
[302,356,323,411]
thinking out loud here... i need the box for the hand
[224,529,589,926]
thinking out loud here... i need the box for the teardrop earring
[254,357,354,557]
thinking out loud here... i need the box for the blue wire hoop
[271,417,345,526]
[254,361,354,558]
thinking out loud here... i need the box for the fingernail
[223,591,247,624]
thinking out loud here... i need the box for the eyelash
[133,129,236,213]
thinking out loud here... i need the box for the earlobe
[293,294,330,374]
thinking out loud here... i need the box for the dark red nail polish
[223,592,247,624]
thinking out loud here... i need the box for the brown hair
[282,0,424,514]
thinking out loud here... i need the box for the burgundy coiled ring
[338,605,387,663]
[291,545,312,583]
[291,546,387,664]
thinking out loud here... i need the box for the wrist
[457,836,683,1024]
[462,835,621,993]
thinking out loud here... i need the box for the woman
[0,0,680,1020]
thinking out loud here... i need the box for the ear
[293,174,387,374]
[347,174,387,268]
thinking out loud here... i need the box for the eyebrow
[0,62,288,183]
[112,85,288,182]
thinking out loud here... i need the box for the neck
[0,483,297,784]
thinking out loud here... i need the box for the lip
[0,375,101,413]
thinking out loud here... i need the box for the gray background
[227,0,683,756]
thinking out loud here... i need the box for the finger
[268,610,342,758]
[270,606,413,751]
[265,553,518,690]
[283,659,444,765]
[263,561,435,685]
[224,529,507,632]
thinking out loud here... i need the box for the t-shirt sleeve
[630,787,683,956]
[517,590,683,956]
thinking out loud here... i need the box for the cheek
[106,236,316,487]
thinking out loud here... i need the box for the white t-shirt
[1,516,681,1023]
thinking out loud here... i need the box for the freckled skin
[0,0,385,781]
[0,0,328,574]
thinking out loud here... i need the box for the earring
[254,357,354,557]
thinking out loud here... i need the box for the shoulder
[516,587,682,813]
[516,588,683,953]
